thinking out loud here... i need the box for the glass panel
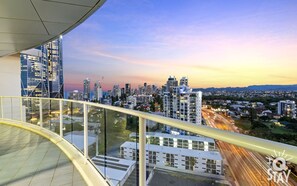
[41,99,60,135]
[88,107,139,186]
[88,106,106,179]
[2,97,12,119]
[10,98,21,121]
[23,98,40,125]
[145,121,224,185]
[62,101,84,153]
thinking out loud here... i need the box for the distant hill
[193,84,297,92]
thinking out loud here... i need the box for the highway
[202,108,296,186]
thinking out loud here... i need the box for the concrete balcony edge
[0,118,108,186]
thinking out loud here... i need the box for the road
[202,108,296,186]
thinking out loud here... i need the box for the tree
[150,101,155,112]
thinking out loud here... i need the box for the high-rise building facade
[47,38,63,98]
[125,83,131,96]
[179,77,188,86]
[21,46,48,97]
[277,100,296,118]
[112,84,121,98]
[83,78,91,101]
[69,90,83,100]
[163,76,202,134]
[164,86,202,125]
[21,38,63,98]
[94,81,103,102]
[166,76,178,92]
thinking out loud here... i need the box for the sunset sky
[63,0,297,91]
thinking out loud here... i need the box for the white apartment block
[179,76,188,86]
[163,86,202,125]
[129,132,216,151]
[94,81,103,101]
[277,100,296,118]
[127,96,137,107]
[120,142,223,175]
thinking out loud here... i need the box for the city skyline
[63,0,297,91]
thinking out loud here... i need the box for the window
[185,156,196,171]
[163,138,169,146]
[165,153,175,167]
[177,139,183,148]
[192,141,198,150]
[132,150,139,161]
[150,137,160,145]
[206,159,217,174]
[209,142,216,151]
[169,138,174,147]
[198,141,204,150]
[183,140,189,148]
[148,151,157,164]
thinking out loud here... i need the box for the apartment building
[129,132,216,151]
[278,100,296,118]
[120,142,223,175]
[164,84,202,126]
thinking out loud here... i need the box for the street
[202,108,296,186]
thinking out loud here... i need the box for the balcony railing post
[39,98,43,127]
[84,103,88,160]
[139,117,146,186]
[59,100,63,137]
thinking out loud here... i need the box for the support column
[59,100,63,137]
[84,103,88,159]
[139,117,146,186]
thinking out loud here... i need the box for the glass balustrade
[0,96,296,186]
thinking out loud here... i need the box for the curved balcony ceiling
[0,0,105,57]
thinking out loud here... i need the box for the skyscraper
[21,38,63,98]
[166,75,178,92]
[21,46,49,97]
[125,83,131,96]
[179,77,188,86]
[163,76,202,134]
[94,81,103,102]
[47,38,64,98]
[83,78,91,101]
[164,86,202,125]
[112,84,121,98]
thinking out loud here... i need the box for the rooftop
[121,141,222,160]
[130,132,215,143]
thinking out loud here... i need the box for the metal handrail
[1,96,297,185]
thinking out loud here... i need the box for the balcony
[0,96,296,186]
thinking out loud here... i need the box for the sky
[63,0,297,91]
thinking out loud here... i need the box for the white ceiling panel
[0,0,105,57]
[0,43,17,51]
[0,33,52,44]
[0,50,14,56]
[16,42,43,51]
[0,42,41,51]
[0,0,39,21]
[44,22,72,35]
[31,0,91,23]
[0,18,48,35]
[43,0,98,7]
